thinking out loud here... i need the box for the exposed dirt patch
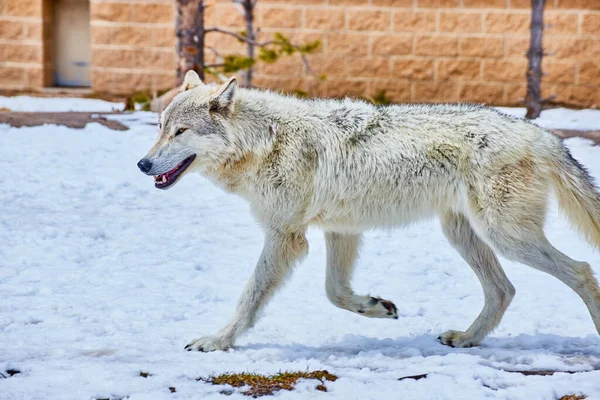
[0,112,128,131]
[551,129,600,144]
[199,370,338,397]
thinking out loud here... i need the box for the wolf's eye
[158,122,162,129]
[175,128,187,136]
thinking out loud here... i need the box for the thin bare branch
[205,63,225,68]
[205,27,274,47]
[207,46,224,63]
[292,44,317,77]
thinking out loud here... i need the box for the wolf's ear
[209,77,238,115]
[180,70,203,92]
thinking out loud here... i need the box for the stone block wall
[1,0,599,106]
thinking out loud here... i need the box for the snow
[0,96,124,112]
[496,107,600,131]
[1,105,600,400]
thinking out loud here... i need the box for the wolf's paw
[437,330,479,348]
[357,297,398,319]
[185,335,232,352]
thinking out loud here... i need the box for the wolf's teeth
[162,176,167,183]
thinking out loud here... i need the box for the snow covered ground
[1,101,600,400]
[0,96,124,113]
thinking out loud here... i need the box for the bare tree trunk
[525,0,546,119]
[241,0,255,87]
[176,0,205,85]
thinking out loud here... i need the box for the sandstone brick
[484,12,529,34]
[463,0,507,7]
[305,9,345,30]
[329,0,369,6]
[0,67,25,85]
[92,49,134,69]
[253,76,306,92]
[326,78,368,98]
[504,83,526,104]
[287,0,326,4]
[6,0,41,17]
[204,3,217,25]
[553,38,600,59]
[558,85,599,107]
[0,21,25,40]
[306,55,346,77]
[259,56,303,76]
[415,36,458,57]
[372,0,413,6]
[5,44,42,63]
[26,67,44,88]
[154,73,177,91]
[391,59,434,80]
[483,59,527,82]
[414,81,458,102]
[556,0,600,10]
[369,80,411,102]
[348,11,391,31]
[347,57,390,78]
[459,83,504,104]
[133,4,174,24]
[91,3,131,22]
[417,0,460,7]
[217,4,245,27]
[327,33,369,56]
[204,31,246,52]
[91,26,112,45]
[543,61,576,84]
[25,23,42,41]
[113,26,153,46]
[579,61,600,84]
[394,11,436,33]
[439,12,482,33]
[459,37,503,58]
[92,70,113,92]
[113,72,154,94]
[508,0,531,7]
[545,13,578,35]
[504,37,529,57]
[134,49,175,70]
[153,27,177,47]
[262,8,302,29]
[371,34,412,56]
[438,59,481,80]
[582,14,600,35]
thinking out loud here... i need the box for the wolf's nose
[137,159,153,174]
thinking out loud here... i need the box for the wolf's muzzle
[137,159,153,174]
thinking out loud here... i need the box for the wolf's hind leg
[324,232,398,319]
[439,212,515,347]
[483,223,600,335]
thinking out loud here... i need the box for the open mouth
[153,154,196,189]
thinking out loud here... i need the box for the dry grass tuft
[199,370,338,397]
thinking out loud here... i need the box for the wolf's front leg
[324,232,398,319]
[185,229,308,352]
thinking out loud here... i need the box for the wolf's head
[137,71,239,190]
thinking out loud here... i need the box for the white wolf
[138,70,600,351]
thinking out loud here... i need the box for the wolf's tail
[551,143,600,249]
